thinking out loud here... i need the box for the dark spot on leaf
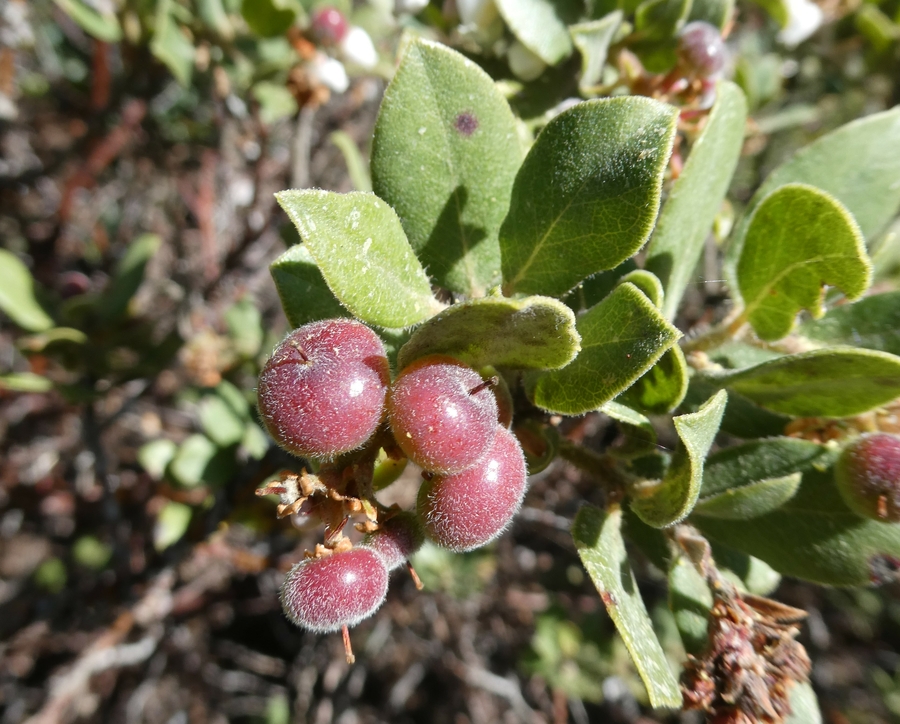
[454,112,478,136]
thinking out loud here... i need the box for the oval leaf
[618,344,689,414]
[631,390,727,528]
[645,82,747,320]
[696,467,900,586]
[54,0,122,41]
[737,183,871,341]
[572,505,683,709]
[495,0,579,64]
[710,347,900,417]
[693,473,802,519]
[396,295,580,371]
[668,554,713,655]
[501,98,678,297]
[270,244,349,327]
[800,291,900,356]
[570,13,624,93]
[371,39,522,296]
[530,283,681,414]
[0,249,53,332]
[275,190,443,328]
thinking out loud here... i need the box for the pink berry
[310,6,349,44]
[280,548,389,632]
[362,511,425,570]
[388,355,499,474]
[417,425,527,552]
[678,21,727,78]
[257,319,390,460]
[835,433,900,522]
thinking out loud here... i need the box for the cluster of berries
[256,319,527,653]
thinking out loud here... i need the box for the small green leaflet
[800,291,900,356]
[570,12,624,93]
[275,190,443,329]
[494,0,579,65]
[573,505,683,709]
[0,248,53,332]
[737,183,871,341]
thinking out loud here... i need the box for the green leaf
[501,98,678,298]
[101,234,162,321]
[0,373,53,393]
[668,554,712,655]
[241,0,299,37]
[645,82,747,320]
[0,249,53,331]
[73,536,112,570]
[729,107,900,269]
[687,0,734,28]
[253,82,298,125]
[635,0,692,40]
[799,291,900,356]
[631,390,727,528]
[708,347,900,417]
[269,244,349,328]
[371,39,522,297]
[200,394,246,447]
[693,473,802,519]
[169,434,232,488]
[275,190,443,328]
[53,0,122,42]
[330,131,372,193]
[737,184,871,341]
[197,0,234,39]
[573,505,683,709]
[685,377,791,439]
[570,13,624,93]
[154,501,193,551]
[529,283,681,414]
[242,423,270,460]
[745,0,789,25]
[618,344,688,414]
[602,401,658,458]
[696,467,900,586]
[618,269,664,308]
[494,0,579,65]
[138,439,178,480]
[396,295,580,371]
[787,683,822,724]
[225,299,264,359]
[151,0,195,87]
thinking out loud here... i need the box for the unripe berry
[677,21,727,78]
[310,6,348,44]
[362,511,425,570]
[257,319,390,460]
[417,425,527,552]
[280,548,389,632]
[835,433,900,522]
[388,355,499,475]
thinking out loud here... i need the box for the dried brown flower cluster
[681,587,811,724]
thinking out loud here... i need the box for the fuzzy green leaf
[396,295,580,371]
[618,269,664,308]
[737,184,871,341]
[0,372,53,393]
[635,0,692,40]
[602,401,658,457]
[495,0,579,64]
[151,0,195,87]
[154,501,192,551]
[501,98,678,297]
[668,554,712,655]
[270,244,349,327]
[101,234,162,321]
[645,82,747,320]
[530,283,681,414]
[241,0,299,37]
[54,0,122,41]
[618,344,689,414]
[570,13,623,93]
[200,394,246,448]
[684,378,791,439]
[696,467,900,585]
[693,474,802,519]
[631,390,727,528]
[330,131,372,193]
[687,0,734,28]
[573,505,683,709]
[275,190,443,328]
[800,291,900,356]
[371,39,522,297]
[138,439,178,481]
[729,107,900,267]
[0,249,53,332]
[709,347,900,417]
[787,683,822,724]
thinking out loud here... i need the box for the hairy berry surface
[280,548,389,632]
[310,6,349,44]
[388,355,499,474]
[362,512,425,570]
[835,433,900,522]
[678,21,727,78]
[257,319,389,459]
[417,425,527,552]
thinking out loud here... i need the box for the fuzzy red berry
[280,548,389,632]
[835,433,900,522]
[677,21,727,78]
[362,511,425,570]
[257,319,390,460]
[310,6,348,44]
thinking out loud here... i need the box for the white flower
[309,53,349,94]
[507,41,546,82]
[340,26,378,69]
[777,0,824,47]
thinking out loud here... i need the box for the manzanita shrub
[257,36,900,723]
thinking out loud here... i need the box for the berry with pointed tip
[417,425,527,552]
[677,21,727,78]
[835,433,900,522]
[362,512,425,570]
[310,6,349,44]
[388,355,499,475]
[280,548,389,632]
[257,319,390,460]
